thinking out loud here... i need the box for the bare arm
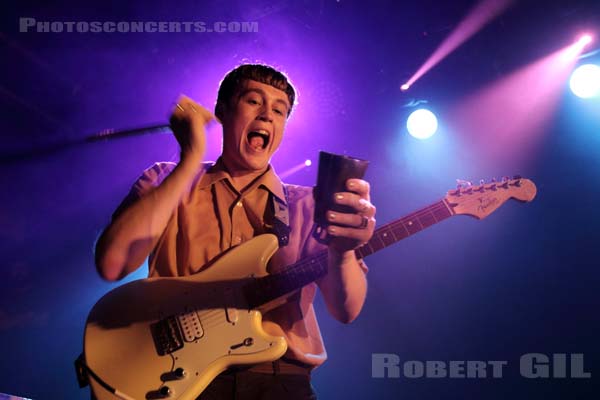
[95,97,214,281]
[317,179,376,323]
[318,248,368,324]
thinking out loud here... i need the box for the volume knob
[159,386,172,397]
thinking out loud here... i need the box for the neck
[221,157,269,192]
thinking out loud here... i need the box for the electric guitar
[81,177,536,400]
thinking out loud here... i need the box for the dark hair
[215,63,296,119]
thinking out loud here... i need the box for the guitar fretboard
[356,200,452,258]
[244,199,454,308]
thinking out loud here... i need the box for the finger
[333,193,376,217]
[172,97,216,124]
[327,222,374,241]
[327,211,374,228]
[173,94,191,113]
[346,179,370,199]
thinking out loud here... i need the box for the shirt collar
[197,157,287,204]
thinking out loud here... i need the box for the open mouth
[247,130,270,150]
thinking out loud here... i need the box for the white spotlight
[407,109,438,139]
[570,64,600,99]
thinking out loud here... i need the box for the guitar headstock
[445,176,537,219]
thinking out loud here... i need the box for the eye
[273,108,284,116]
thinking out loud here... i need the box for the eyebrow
[239,88,290,111]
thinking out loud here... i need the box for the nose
[256,105,274,123]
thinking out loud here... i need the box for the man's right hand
[169,95,216,163]
[96,96,216,281]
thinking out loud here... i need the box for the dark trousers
[197,362,317,400]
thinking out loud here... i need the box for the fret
[368,239,384,253]
[375,231,387,249]
[433,203,452,220]
[417,211,436,228]
[380,227,396,246]
[403,218,421,235]
[395,220,410,237]
[390,223,410,241]
[356,240,376,259]
[355,246,366,259]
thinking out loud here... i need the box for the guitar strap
[268,185,290,247]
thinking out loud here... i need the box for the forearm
[95,156,202,281]
[318,248,367,324]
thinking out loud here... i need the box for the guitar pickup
[177,311,204,342]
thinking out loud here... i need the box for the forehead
[238,80,290,107]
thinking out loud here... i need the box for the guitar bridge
[151,316,184,356]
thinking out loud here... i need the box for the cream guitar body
[84,234,287,400]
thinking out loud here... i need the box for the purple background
[1,0,599,398]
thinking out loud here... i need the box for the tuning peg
[491,177,497,183]
[473,179,486,192]
[513,174,522,180]
[456,179,469,189]
[502,176,509,182]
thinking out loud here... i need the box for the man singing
[95,64,376,399]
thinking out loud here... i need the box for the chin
[238,152,269,171]
[246,158,269,172]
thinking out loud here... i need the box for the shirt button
[236,201,243,207]
[234,236,242,244]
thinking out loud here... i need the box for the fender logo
[478,197,498,212]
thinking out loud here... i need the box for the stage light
[579,34,592,46]
[562,34,595,61]
[407,109,438,139]
[569,64,600,99]
[304,159,312,167]
[401,83,410,91]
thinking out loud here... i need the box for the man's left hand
[326,178,376,253]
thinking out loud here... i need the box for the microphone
[1,123,173,164]
[85,123,171,142]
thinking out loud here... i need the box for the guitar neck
[356,199,453,258]
[244,199,454,308]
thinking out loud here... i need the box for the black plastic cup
[313,151,369,239]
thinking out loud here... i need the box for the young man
[95,64,376,399]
